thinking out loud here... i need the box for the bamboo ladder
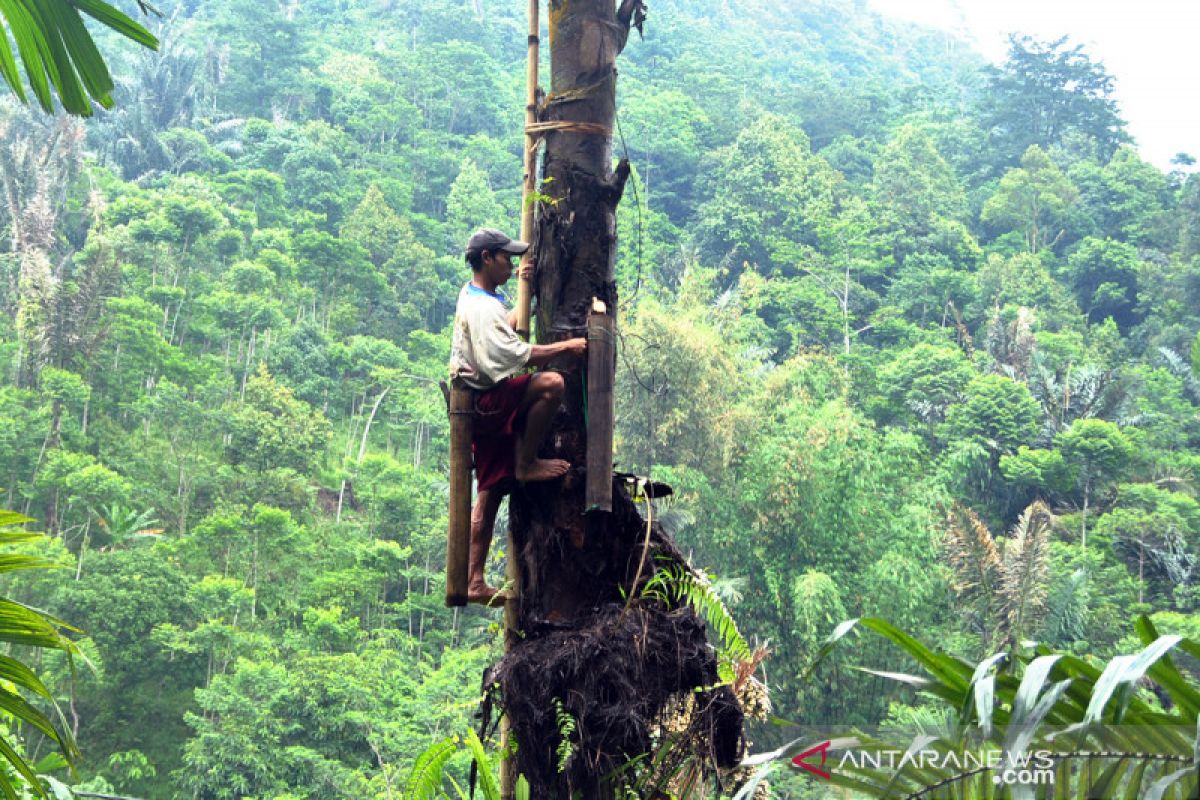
[499,0,541,794]
[445,0,540,610]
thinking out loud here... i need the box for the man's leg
[514,371,570,482]
[467,488,506,605]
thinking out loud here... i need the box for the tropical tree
[980,34,1130,167]
[943,502,1054,653]
[1055,418,1133,550]
[981,145,1079,253]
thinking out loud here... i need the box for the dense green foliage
[1,0,1199,796]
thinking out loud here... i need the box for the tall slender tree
[493,1,744,797]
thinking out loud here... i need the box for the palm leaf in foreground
[0,0,158,116]
[0,512,78,799]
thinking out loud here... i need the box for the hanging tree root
[483,479,745,798]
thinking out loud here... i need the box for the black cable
[614,108,645,309]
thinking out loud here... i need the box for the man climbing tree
[449,228,587,605]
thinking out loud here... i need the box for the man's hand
[507,259,534,329]
[526,336,587,367]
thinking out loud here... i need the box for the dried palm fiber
[480,480,744,798]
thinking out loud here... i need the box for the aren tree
[491,1,745,797]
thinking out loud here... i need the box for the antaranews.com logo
[774,726,1197,796]
[792,740,1055,788]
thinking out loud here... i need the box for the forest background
[2,0,1199,797]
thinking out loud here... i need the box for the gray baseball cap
[465,228,529,259]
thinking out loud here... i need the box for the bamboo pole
[514,0,539,341]
[502,1,539,795]
[499,527,520,799]
[445,382,473,607]
[585,299,615,513]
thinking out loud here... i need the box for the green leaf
[0,654,53,700]
[0,0,54,111]
[1143,765,1196,800]
[857,618,972,694]
[22,0,89,112]
[1005,678,1072,757]
[0,686,68,750]
[0,29,27,101]
[1114,636,1184,723]
[851,667,933,689]
[43,0,112,102]
[0,512,34,528]
[1134,620,1200,718]
[974,674,996,739]
[0,730,42,800]
[1122,759,1152,800]
[71,0,158,47]
[1010,655,1062,728]
[964,651,1007,734]
[402,737,456,800]
[0,0,158,115]
[1084,654,1136,725]
[465,730,501,800]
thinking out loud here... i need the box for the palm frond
[944,504,1002,605]
[1000,501,1053,646]
[0,511,78,798]
[810,615,1200,799]
[0,0,158,116]
[1159,346,1200,401]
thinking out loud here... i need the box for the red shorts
[472,374,532,492]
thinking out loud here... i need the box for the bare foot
[467,585,509,607]
[515,458,570,482]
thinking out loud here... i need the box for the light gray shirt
[448,283,531,390]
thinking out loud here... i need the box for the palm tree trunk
[497,3,739,798]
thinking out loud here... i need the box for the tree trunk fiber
[492,2,743,798]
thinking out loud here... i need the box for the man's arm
[526,338,587,367]
[506,260,533,330]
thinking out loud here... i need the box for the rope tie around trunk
[525,120,612,137]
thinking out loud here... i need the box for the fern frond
[553,698,577,773]
[403,737,457,800]
[643,565,751,661]
[465,730,501,800]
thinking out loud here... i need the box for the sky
[867,0,1200,171]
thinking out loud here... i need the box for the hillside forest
[2,0,1200,797]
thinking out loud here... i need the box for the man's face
[481,249,516,285]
